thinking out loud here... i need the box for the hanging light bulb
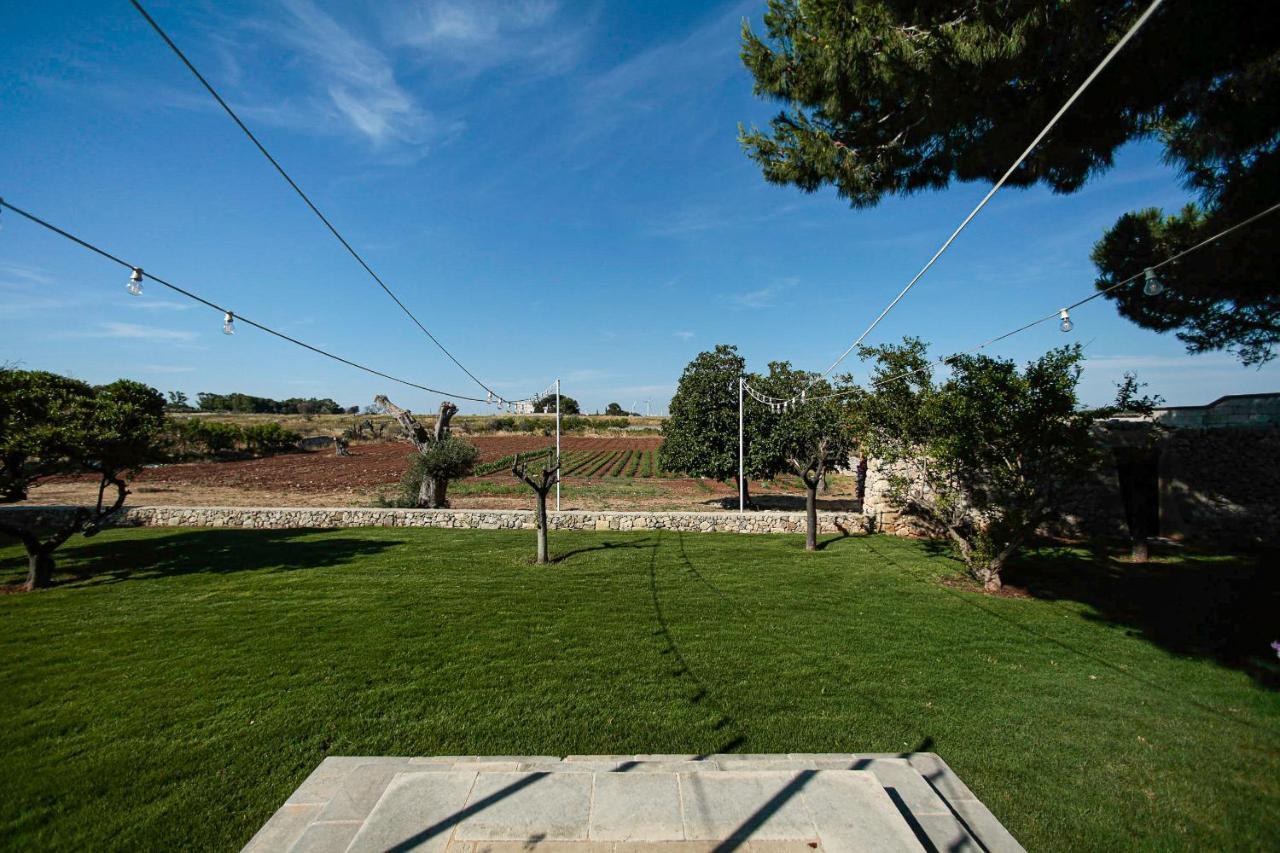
[1142,267,1163,296]
[1058,308,1073,333]
[223,311,235,335]
[127,267,143,296]
[486,391,494,404]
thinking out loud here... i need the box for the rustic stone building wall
[861,426,1280,545]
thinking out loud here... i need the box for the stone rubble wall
[0,505,873,536]
[862,426,1280,545]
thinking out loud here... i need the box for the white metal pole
[555,378,561,512]
[738,376,745,513]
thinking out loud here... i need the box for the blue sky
[2,0,1276,414]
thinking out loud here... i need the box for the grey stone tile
[522,761,617,773]
[289,820,361,853]
[911,814,982,852]
[411,756,480,764]
[241,804,321,853]
[745,841,825,853]
[713,759,818,772]
[589,771,684,841]
[450,762,524,773]
[849,760,951,817]
[566,755,632,763]
[679,771,816,842]
[287,758,412,806]
[346,771,479,853]
[454,772,593,841]
[905,755,977,803]
[801,771,922,853]
[613,843,724,853]
[472,843,613,853]
[316,762,407,822]
[948,799,1025,853]
[632,754,705,762]
[621,762,715,775]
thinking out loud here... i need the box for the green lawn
[1,527,1276,851]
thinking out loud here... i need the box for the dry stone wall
[0,506,873,536]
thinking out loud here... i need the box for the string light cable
[751,197,1280,406]
[127,0,500,400]
[803,0,1167,393]
[0,198,490,402]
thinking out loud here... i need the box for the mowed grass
[1,528,1277,851]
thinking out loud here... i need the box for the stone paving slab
[242,754,1023,853]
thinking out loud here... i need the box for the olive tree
[855,340,1095,592]
[0,369,166,590]
[376,395,478,507]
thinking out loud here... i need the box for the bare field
[25,436,860,512]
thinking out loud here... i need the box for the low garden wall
[0,506,873,536]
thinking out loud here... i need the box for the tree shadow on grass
[911,536,1279,691]
[0,528,405,589]
[1005,540,1279,689]
[551,537,653,564]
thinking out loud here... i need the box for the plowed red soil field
[26,435,860,512]
[37,437,663,492]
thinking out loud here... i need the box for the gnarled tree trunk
[2,472,128,591]
[376,396,459,508]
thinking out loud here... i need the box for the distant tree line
[187,392,356,415]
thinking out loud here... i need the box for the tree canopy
[533,394,580,415]
[661,345,756,484]
[0,369,167,589]
[854,339,1095,590]
[740,0,1280,364]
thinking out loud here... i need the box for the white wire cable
[746,197,1280,407]
[806,0,1167,390]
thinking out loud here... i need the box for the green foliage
[856,340,1095,589]
[0,370,166,503]
[399,437,480,503]
[661,345,757,481]
[740,0,1280,363]
[533,394,581,415]
[604,402,628,416]
[744,362,857,482]
[1091,204,1280,365]
[240,423,301,455]
[196,392,345,415]
[1089,371,1165,418]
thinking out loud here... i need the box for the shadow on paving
[914,537,1280,690]
[0,528,405,588]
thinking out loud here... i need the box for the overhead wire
[806,0,1168,388]
[127,0,502,400]
[0,198,491,402]
[745,198,1280,405]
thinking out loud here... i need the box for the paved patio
[242,754,1022,853]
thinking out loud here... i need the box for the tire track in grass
[645,530,748,754]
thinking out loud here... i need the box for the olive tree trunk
[376,396,459,509]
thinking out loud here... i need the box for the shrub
[242,423,301,455]
[400,437,480,504]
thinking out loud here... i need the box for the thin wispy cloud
[268,0,450,150]
[140,364,197,374]
[382,0,588,78]
[65,322,198,343]
[674,330,695,340]
[729,279,795,310]
[572,1,752,144]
